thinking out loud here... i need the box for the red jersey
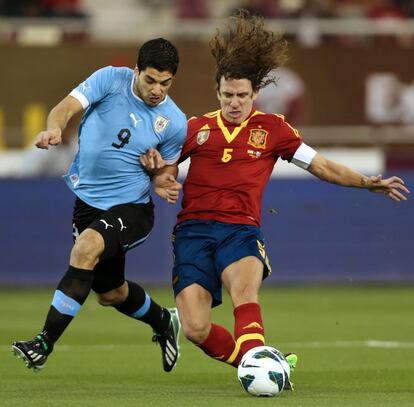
[177,109,302,226]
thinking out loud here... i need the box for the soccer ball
[237,346,290,397]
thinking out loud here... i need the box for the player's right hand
[153,173,182,204]
[35,128,62,149]
[139,148,166,170]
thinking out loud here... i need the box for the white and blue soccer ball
[237,346,290,397]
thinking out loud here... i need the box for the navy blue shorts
[172,220,272,307]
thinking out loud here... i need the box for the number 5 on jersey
[221,148,233,163]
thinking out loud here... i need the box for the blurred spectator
[42,0,86,18]
[366,0,409,45]
[294,0,334,18]
[175,0,208,19]
[395,0,414,17]
[366,0,406,19]
[0,0,44,17]
[255,67,306,126]
[292,1,335,46]
[229,0,281,17]
[278,0,305,17]
[0,0,85,17]
[333,0,366,18]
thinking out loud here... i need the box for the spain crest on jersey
[248,129,268,149]
[196,124,210,145]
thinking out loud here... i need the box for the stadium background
[1,0,413,286]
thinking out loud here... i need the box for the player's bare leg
[176,283,212,345]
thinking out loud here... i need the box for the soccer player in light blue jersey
[12,38,186,373]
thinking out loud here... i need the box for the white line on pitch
[277,340,414,349]
[4,340,414,351]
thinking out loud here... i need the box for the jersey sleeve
[69,66,115,109]
[158,114,188,165]
[272,115,303,161]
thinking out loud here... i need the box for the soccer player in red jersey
[142,10,409,385]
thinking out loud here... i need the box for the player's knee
[231,284,259,305]
[96,292,119,306]
[70,231,104,269]
[182,320,210,345]
[96,284,127,306]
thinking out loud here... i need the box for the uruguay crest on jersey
[154,115,170,133]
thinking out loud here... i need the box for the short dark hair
[209,10,288,91]
[137,38,179,75]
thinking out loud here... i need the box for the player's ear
[216,79,222,101]
[216,87,222,101]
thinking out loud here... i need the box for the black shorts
[72,197,154,293]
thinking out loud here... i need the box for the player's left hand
[368,175,410,202]
[153,173,182,204]
[139,148,166,171]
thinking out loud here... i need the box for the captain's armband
[291,143,317,170]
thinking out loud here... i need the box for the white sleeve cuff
[291,143,317,170]
[69,89,90,109]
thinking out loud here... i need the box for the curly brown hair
[209,9,288,91]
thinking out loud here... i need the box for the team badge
[248,129,268,149]
[154,115,170,133]
[197,129,210,145]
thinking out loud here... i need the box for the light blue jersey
[64,66,187,210]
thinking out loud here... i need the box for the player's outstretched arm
[35,95,83,149]
[308,153,410,202]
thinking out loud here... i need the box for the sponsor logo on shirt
[154,115,170,133]
[247,128,268,149]
[247,149,262,159]
[80,81,90,92]
[129,112,141,128]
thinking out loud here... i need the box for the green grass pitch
[1,286,413,407]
